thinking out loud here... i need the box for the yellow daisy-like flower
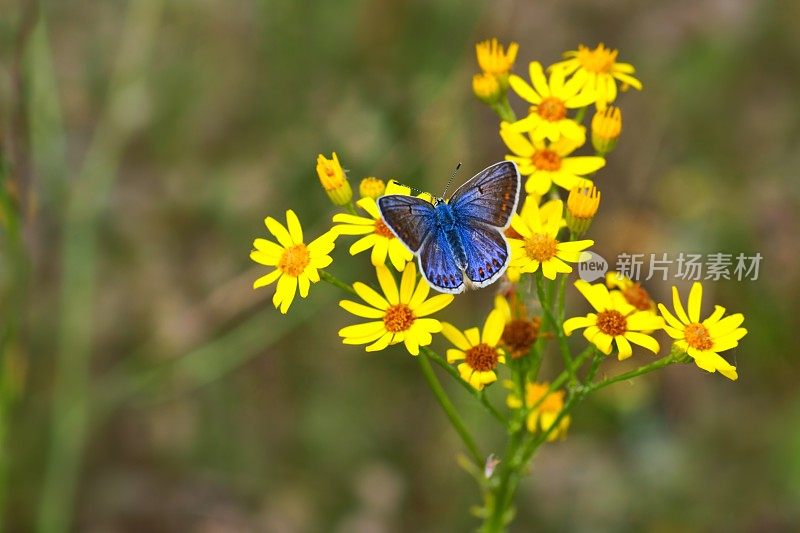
[442,310,506,390]
[500,122,605,195]
[332,197,413,271]
[506,382,570,441]
[476,38,519,77]
[564,280,664,360]
[507,200,593,280]
[250,209,335,314]
[549,43,642,110]
[338,263,453,356]
[657,282,747,381]
[504,195,566,282]
[507,61,595,143]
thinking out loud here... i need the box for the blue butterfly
[378,161,521,294]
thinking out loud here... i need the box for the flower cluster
[248,38,748,532]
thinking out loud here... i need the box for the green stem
[423,348,506,424]
[534,273,573,381]
[418,351,483,466]
[490,94,516,123]
[345,201,358,215]
[320,269,357,296]
[585,352,679,394]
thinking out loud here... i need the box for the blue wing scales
[377,195,436,253]
[449,161,520,229]
[418,230,465,294]
[456,223,510,287]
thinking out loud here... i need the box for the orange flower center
[623,284,654,311]
[524,233,558,262]
[383,304,415,333]
[684,323,713,351]
[277,244,310,277]
[576,44,618,74]
[537,97,567,121]
[502,318,541,358]
[374,218,395,239]
[596,309,627,336]
[532,149,562,171]
[465,343,500,372]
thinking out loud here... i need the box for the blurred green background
[1,0,799,531]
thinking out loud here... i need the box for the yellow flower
[657,282,746,381]
[338,263,453,355]
[494,295,541,359]
[507,61,595,143]
[591,106,622,154]
[332,197,413,271]
[549,43,642,109]
[500,122,605,195]
[564,280,664,360]
[316,152,353,206]
[566,185,601,237]
[506,382,570,440]
[606,273,656,313]
[359,177,386,199]
[507,200,593,280]
[250,209,335,314]
[476,38,519,78]
[442,310,506,390]
[473,72,502,104]
[504,195,564,282]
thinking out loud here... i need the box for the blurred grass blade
[36,2,163,532]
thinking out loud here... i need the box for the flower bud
[566,185,600,237]
[591,106,622,155]
[316,152,352,206]
[472,72,502,104]
[358,177,385,199]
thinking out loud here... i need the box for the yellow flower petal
[298,273,310,297]
[339,299,385,319]
[447,349,466,362]
[528,61,550,97]
[409,277,431,308]
[563,315,595,336]
[500,123,535,157]
[464,327,480,347]
[508,74,542,105]
[376,265,399,304]
[285,209,303,244]
[339,321,386,338]
[615,335,633,360]
[350,234,378,255]
[415,294,454,317]
[671,286,691,324]
[442,323,470,351]
[366,332,393,352]
[353,281,390,310]
[482,309,505,346]
[265,216,293,248]
[399,263,416,303]
[253,269,282,289]
[625,331,660,354]
[687,282,703,323]
[371,237,390,266]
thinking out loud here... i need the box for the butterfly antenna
[442,162,461,199]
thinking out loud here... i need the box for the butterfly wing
[448,161,521,229]
[418,229,465,294]
[455,222,510,287]
[377,195,437,253]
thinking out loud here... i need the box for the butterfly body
[378,161,521,294]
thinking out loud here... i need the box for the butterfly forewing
[377,195,437,253]
[448,161,520,229]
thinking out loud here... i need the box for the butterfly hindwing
[377,195,437,253]
[449,161,520,229]
[456,222,510,287]
[418,229,465,294]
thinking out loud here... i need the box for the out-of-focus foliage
[0,0,798,530]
